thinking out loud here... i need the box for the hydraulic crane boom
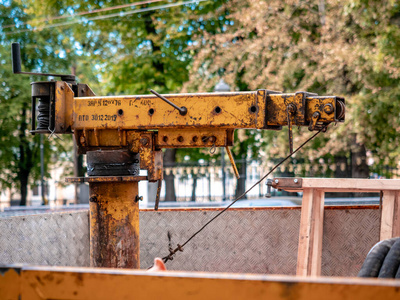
[12,43,345,270]
[30,80,344,176]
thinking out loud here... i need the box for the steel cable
[160,125,328,264]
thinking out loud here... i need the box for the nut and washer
[323,103,334,114]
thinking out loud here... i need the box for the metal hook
[48,128,63,141]
[210,143,216,154]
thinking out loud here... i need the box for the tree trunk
[191,171,197,202]
[164,149,176,201]
[235,157,247,199]
[19,171,29,206]
[326,155,352,198]
[350,136,369,178]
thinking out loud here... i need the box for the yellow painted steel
[157,128,233,148]
[54,81,74,133]
[72,92,341,131]
[1,266,399,300]
[266,95,339,125]
[47,83,344,274]
[0,266,20,300]
[74,128,235,153]
[73,91,265,130]
[55,84,344,155]
[89,181,140,269]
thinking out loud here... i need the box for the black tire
[358,237,399,278]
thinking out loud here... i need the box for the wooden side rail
[272,178,400,276]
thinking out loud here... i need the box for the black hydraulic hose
[379,238,400,278]
[396,260,400,278]
[358,237,399,278]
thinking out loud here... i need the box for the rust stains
[89,182,140,269]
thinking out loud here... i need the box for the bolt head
[274,179,279,184]
[288,104,297,114]
[323,103,334,114]
[294,179,298,183]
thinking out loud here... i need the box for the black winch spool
[36,97,50,130]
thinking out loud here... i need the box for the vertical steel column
[87,150,140,269]
[89,182,140,269]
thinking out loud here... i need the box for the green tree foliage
[184,0,400,175]
[1,0,74,204]
[20,0,229,95]
[2,0,231,202]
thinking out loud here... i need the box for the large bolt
[287,103,297,114]
[323,103,334,114]
[274,179,279,184]
[265,179,273,198]
[294,178,298,183]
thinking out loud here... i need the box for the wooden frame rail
[272,178,400,277]
[2,265,400,300]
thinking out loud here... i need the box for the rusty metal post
[87,150,140,269]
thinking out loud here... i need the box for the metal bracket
[308,112,321,131]
[127,131,163,182]
[271,177,303,191]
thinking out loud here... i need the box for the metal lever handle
[12,43,22,73]
[11,43,76,82]
[225,146,240,179]
[150,89,187,116]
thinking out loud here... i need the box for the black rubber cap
[12,43,21,73]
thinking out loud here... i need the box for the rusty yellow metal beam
[71,90,343,131]
[50,83,344,134]
[1,265,400,300]
[72,90,267,130]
